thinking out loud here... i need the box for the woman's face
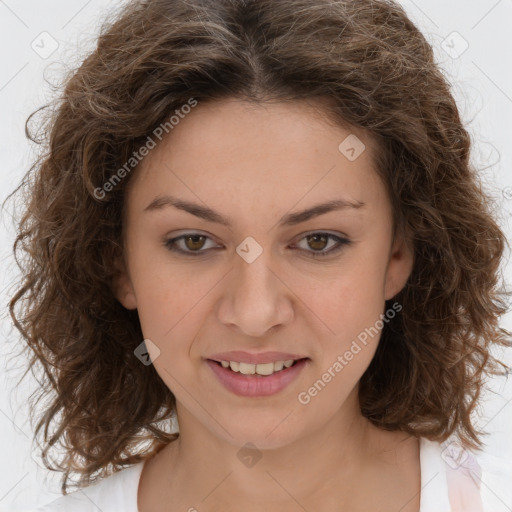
[115,98,413,449]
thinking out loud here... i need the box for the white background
[1,0,511,510]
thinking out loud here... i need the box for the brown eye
[294,232,352,259]
[164,231,351,259]
[183,235,207,251]
[164,233,219,255]
[306,234,329,251]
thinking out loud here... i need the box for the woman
[8,0,511,510]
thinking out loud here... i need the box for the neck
[145,389,416,512]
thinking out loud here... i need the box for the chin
[215,415,306,451]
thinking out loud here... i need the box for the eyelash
[163,232,352,259]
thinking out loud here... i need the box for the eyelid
[165,232,221,254]
[291,231,351,259]
[163,230,352,258]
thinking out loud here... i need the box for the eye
[293,232,351,259]
[164,231,351,259]
[164,233,220,255]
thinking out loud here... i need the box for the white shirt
[25,437,509,511]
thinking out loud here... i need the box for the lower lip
[206,359,309,397]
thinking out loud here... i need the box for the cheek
[128,262,191,348]
[135,284,204,381]
[295,270,385,412]
[292,255,388,343]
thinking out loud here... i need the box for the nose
[216,252,294,337]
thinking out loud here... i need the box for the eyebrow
[144,194,365,227]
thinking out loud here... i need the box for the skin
[114,98,419,512]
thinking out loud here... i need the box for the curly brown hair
[5,0,511,495]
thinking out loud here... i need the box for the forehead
[127,98,387,219]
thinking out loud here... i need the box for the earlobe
[111,255,137,310]
[384,230,414,301]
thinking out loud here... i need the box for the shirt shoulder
[25,462,145,512]
[419,436,512,512]
[420,436,486,511]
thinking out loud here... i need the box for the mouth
[206,357,310,397]
[209,358,307,376]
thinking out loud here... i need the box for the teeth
[274,361,284,371]
[239,362,256,375]
[220,359,298,376]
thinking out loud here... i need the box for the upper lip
[207,351,308,365]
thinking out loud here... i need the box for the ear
[111,254,137,310]
[384,229,414,300]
